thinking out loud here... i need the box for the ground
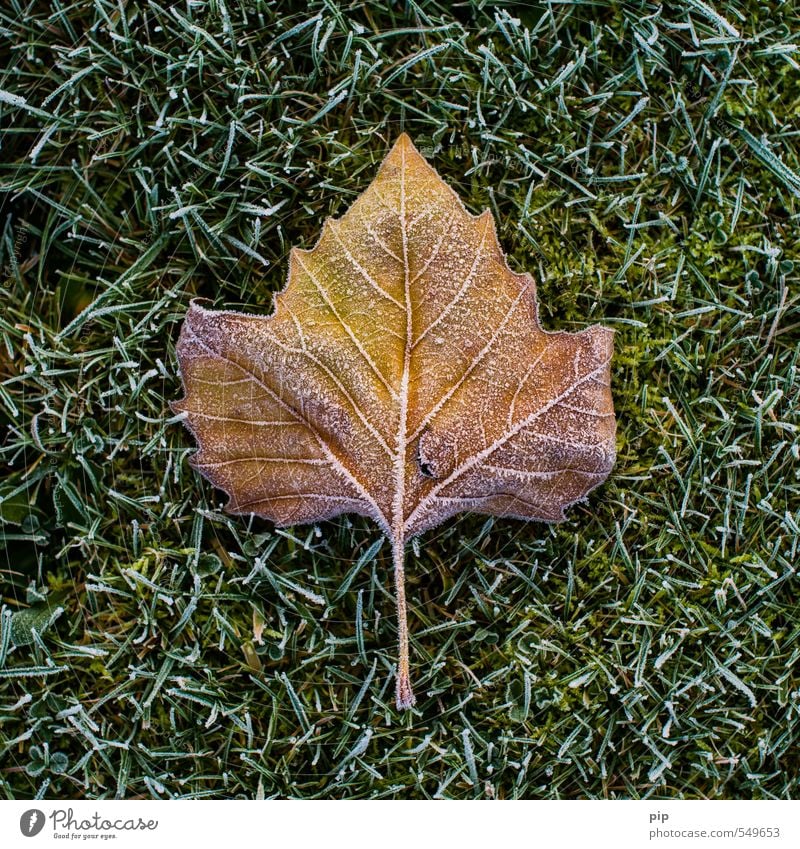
[1,0,799,800]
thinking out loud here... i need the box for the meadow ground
[1,0,799,799]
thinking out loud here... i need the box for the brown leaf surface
[173,134,616,708]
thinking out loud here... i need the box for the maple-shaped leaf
[172,134,616,710]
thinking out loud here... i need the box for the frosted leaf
[172,134,616,709]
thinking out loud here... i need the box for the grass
[0,0,799,800]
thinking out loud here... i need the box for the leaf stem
[391,534,416,710]
[391,137,415,712]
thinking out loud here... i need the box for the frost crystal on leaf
[172,134,616,710]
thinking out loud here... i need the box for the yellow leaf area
[173,134,616,709]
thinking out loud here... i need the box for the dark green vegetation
[1,0,799,800]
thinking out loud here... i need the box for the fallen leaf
[172,134,616,710]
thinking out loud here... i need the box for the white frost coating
[173,134,616,710]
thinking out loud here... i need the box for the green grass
[1,0,799,800]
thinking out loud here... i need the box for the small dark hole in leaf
[417,434,438,478]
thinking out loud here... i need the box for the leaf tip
[385,132,427,171]
[393,131,414,151]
